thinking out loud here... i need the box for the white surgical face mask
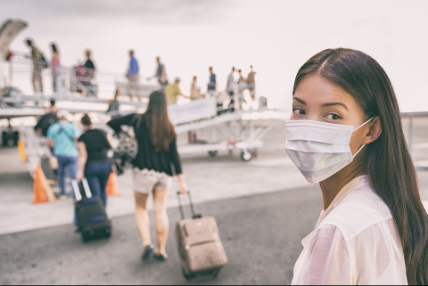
[285,118,373,184]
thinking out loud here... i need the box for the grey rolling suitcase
[175,192,228,280]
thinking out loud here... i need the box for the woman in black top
[76,114,113,207]
[108,90,187,262]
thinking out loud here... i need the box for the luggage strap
[177,191,202,220]
[91,216,105,224]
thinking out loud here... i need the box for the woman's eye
[293,108,306,116]
[326,113,341,120]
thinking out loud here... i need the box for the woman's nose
[306,114,320,121]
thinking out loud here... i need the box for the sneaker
[141,245,154,261]
[153,253,168,262]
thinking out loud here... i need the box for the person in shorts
[107,90,187,262]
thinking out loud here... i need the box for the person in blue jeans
[47,110,81,199]
[76,114,113,207]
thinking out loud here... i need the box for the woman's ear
[364,116,382,144]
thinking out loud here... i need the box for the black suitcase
[72,179,112,242]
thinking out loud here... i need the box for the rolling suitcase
[72,179,112,242]
[175,192,228,280]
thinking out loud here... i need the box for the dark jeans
[57,156,78,196]
[85,162,111,207]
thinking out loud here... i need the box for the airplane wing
[0,19,28,60]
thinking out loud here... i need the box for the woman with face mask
[287,48,428,285]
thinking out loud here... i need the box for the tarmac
[1,118,428,284]
[0,184,322,285]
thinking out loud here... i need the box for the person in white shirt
[226,66,236,112]
[287,48,428,285]
[190,76,202,100]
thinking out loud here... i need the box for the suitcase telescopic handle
[71,180,83,201]
[176,191,200,220]
[71,178,92,201]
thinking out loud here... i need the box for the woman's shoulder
[93,128,107,135]
[320,186,393,243]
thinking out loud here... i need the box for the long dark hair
[293,48,428,284]
[143,90,175,152]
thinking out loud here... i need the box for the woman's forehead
[294,74,358,107]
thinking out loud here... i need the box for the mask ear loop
[352,117,375,159]
[353,117,375,132]
[352,144,366,159]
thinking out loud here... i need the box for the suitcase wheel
[82,234,89,243]
[212,269,219,278]
[181,269,192,281]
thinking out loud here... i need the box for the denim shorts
[133,168,172,194]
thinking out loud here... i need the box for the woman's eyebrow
[322,102,349,110]
[293,97,306,105]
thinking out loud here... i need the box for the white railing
[1,53,159,101]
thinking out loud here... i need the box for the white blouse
[291,175,408,285]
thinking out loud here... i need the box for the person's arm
[147,68,157,80]
[76,142,87,181]
[177,174,187,194]
[46,125,55,148]
[72,125,81,144]
[34,116,43,133]
[127,60,131,76]
[179,86,190,99]
[162,68,167,80]
[106,133,115,149]
[47,139,54,148]
[169,136,187,194]
[107,113,136,134]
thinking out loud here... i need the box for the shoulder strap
[55,125,64,139]
[55,123,78,150]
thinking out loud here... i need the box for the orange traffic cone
[18,140,27,162]
[32,165,48,204]
[106,172,120,196]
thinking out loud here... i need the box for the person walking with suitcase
[107,90,188,262]
[76,114,114,207]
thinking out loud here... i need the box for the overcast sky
[1,0,428,111]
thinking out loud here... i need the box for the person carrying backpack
[35,99,58,137]
[47,110,81,199]
[25,38,48,94]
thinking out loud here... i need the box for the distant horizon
[1,0,428,112]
